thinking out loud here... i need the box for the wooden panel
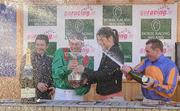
[54,107,61,111]
[123,81,132,101]
[102,108,110,111]
[69,107,77,111]
[84,84,97,101]
[0,78,20,99]
[77,108,85,111]
[119,109,127,111]
[36,106,45,111]
[0,106,175,111]
[85,108,93,111]
[61,107,70,111]
[134,109,143,111]
[14,106,21,111]
[93,108,102,111]
[84,80,141,101]
[177,2,180,42]
[45,107,54,111]
[126,109,135,111]
[0,106,6,111]
[172,81,180,102]
[122,80,142,101]
[109,108,119,111]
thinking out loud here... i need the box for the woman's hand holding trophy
[68,53,85,88]
[68,59,79,70]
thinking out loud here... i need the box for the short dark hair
[67,32,84,41]
[146,39,163,52]
[35,34,49,45]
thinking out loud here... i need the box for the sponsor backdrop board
[23,4,177,70]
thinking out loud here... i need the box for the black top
[84,44,124,96]
[20,52,53,99]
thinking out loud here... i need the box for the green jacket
[52,48,94,95]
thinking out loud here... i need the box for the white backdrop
[23,4,177,70]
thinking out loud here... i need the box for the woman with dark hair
[75,27,124,100]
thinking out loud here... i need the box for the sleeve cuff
[84,67,89,73]
[83,68,94,84]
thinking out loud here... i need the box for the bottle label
[142,76,149,83]
[21,87,35,98]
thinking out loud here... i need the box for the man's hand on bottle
[142,77,154,88]
[73,65,85,74]
[121,65,133,80]
[48,87,55,96]
[121,65,131,73]
[37,82,48,92]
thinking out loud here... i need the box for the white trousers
[54,88,83,101]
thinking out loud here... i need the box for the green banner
[119,42,132,62]
[141,19,171,39]
[103,5,132,26]
[65,19,94,39]
[28,5,57,26]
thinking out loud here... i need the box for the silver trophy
[68,52,83,88]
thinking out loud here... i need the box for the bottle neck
[25,49,32,67]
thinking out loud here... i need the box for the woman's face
[96,35,113,50]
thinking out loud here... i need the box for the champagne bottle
[128,70,150,85]
[20,48,36,103]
